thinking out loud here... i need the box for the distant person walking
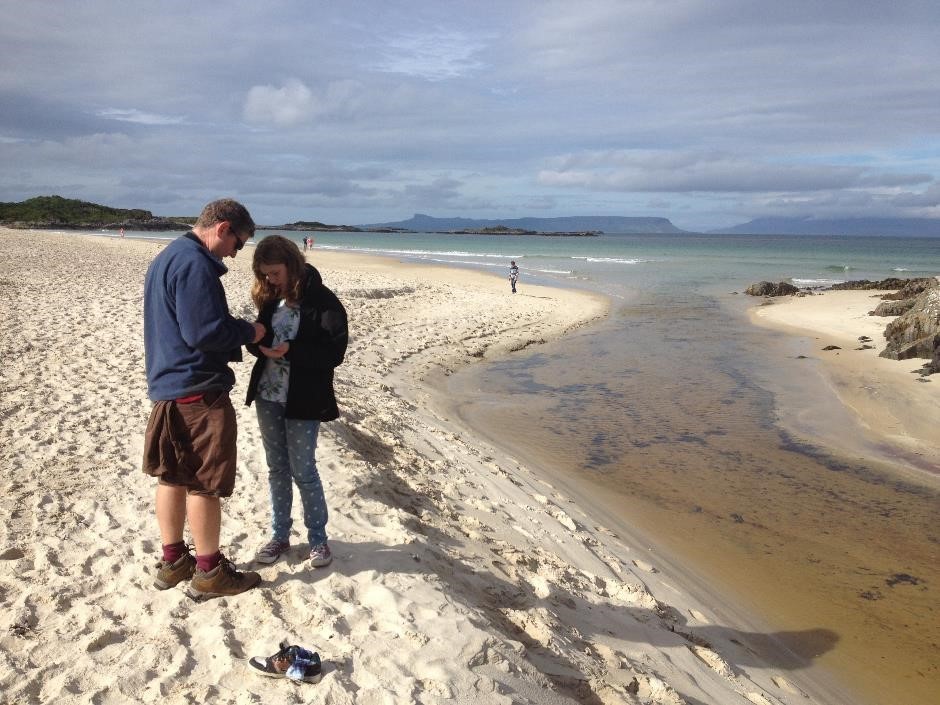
[143,198,266,600]
[509,260,519,294]
[302,236,309,251]
[246,236,348,568]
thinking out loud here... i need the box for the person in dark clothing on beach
[143,198,266,599]
[509,260,519,293]
[245,235,348,568]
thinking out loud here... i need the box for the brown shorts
[142,391,237,497]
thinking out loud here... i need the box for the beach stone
[880,287,940,364]
[744,281,799,297]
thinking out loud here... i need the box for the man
[143,198,266,599]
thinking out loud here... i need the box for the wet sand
[442,290,939,705]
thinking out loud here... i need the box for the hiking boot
[254,539,290,565]
[187,557,261,600]
[153,552,196,590]
[309,543,332,567]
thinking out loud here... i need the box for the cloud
[242,79,364,127]
[537,150,933,194]
[892,182,940,207]
[96,108,186,126]
[243,79,317,127]
[373,29,489,81]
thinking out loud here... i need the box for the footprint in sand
[85,628,127,653]
[0,547,25,561]
[632,559,658,573]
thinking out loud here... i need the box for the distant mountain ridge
[713,216,940,237]
[361,213,685,234]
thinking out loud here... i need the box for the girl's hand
[260,342,290,359]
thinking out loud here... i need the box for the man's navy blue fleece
[144,232,256,400]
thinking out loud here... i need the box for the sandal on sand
[249,640,322,683]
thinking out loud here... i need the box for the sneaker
[188,557,261,600]
[309,543,332,567]
[254,539,291,565]
[153,552,196,590]
[248,640,322,683]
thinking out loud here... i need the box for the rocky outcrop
[871,299,918,317]
[831,277,928,291]
[881,278,935,300]
[744,281,799,297]
[869,278,937,317]
[880,287,940,363]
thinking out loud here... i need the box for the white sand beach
[750,289,940,477]
[0,229,863,704]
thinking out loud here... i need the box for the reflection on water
[445,289,940,705]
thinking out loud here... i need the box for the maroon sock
[162,541,188,564]
[196,551,223,572]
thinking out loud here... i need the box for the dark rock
[744,281,799,297]
[871,299,917,316]
[822,345,841,351]
[880,287,940,365]
[885,573,921,588]
[831,277,925,291]
[881,278,936,300]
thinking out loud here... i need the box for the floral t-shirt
[257,300,301,403]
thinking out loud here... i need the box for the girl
[246,236,348,566]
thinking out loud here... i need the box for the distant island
[360,213,683,234]
[448,227,598,236]
[259,221,362,232]
[0,198,667,235]
[0,195,193,231]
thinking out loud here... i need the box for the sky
[1,0,939,231]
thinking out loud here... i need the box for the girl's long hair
[250,235,307,310]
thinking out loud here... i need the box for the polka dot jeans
[255,398,328,546]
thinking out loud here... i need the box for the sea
[112,228,939,703]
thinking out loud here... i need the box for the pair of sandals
[248,640,322,683]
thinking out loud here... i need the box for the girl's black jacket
[245,263,348,421]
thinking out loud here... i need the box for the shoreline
[0,228,902,704]
[748,289,940,481]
